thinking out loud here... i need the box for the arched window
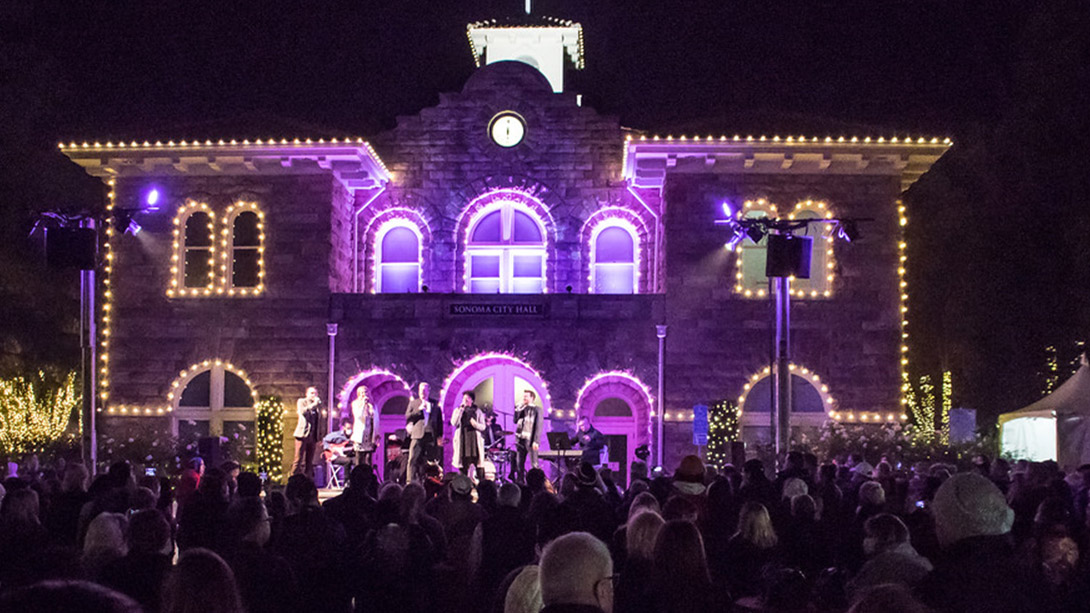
[376,223,421,293]
[787,202,835,297]
[222,202,265,294]
[734,199,835,298]
[173,363,257,446]
[170,202,216,297]
[735,201,776,297]
[466,203,546,293]
[592,224,637,294]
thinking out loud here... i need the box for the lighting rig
[717,202,868,455]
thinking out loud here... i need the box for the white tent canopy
[1000,354,1090,467]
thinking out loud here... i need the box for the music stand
[546,431,573,450]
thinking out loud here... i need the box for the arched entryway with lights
[736,364,836,444]
[440,354,553,471]
[170,360,258,443]
[338,368,413,479]
[575,372,654,485]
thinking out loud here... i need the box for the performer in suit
[405,382,435,483]
[450,391,486,479]
[350,385,379,468]
[291,386,322,477]
[513,389,543,482]
[570,415,607,466]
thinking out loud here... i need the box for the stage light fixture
[745,225,765,243]
[725,228,745,251]
[837,220,860,242]
[115,211,142,235]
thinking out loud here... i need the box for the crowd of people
[1,450,1089,612]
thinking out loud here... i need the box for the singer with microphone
[291,386,323,477]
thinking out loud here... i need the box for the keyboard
[538,450,582,459]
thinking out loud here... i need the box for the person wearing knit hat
[931,472,1014,546]
[920,472,1042,613]
[673,455,707,496]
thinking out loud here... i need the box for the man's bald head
[539,532,613,611]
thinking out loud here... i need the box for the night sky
[2,1,1088,423]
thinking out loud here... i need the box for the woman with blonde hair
[722,501,779,598]
[503,565,543,613]
[82,512,129,581]
[615,511,665,613]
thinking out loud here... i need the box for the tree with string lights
[255,396,285,483]
[0,371,79,458]
[706,399,740,469]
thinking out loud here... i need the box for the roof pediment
[623,134,952,192]
[59,138,390,193]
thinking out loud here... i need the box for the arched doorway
[575,372,654,486]
[440,354,553,472]
[338,368,412,480]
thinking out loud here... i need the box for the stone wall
[107,174,338,410]
[660,172,904,422]
[360,60,650,295]
[332,293,663,410]
[93,61,908,474]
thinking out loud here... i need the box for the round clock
[489,112,526,148]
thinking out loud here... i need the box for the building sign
[692,404,709,446]
[449,303,546,316]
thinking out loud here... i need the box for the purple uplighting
[144,187,161,210]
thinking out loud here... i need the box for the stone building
[61,14,948,480]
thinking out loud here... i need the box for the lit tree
[0,371,79,456]
[706,399,740,468]
[255,396,285,483]
[941,370,952,444]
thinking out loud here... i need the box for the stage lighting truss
[717,214,869,252]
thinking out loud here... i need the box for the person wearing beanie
[671,455,710,528]
[920,472,1045,613]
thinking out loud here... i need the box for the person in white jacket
[451,391,486,481]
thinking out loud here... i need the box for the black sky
[4,2,1017,141]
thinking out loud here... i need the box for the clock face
[489,112,526,148]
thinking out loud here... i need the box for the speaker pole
[79,219,98,475]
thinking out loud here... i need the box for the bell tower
[466,8,584,93]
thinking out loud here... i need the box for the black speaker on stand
[46,227,97,270]
[765,234,813,279]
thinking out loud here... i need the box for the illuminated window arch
[221,201,266,295]
[591,222,638,294]
[466,201,547,294]
[734,199,777,297]
[376,222,422,293]
[734,199,836,298]
[170,201,216,297]
[786,201,835,298]
[169,360,257,442]
[736,364,837,429]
